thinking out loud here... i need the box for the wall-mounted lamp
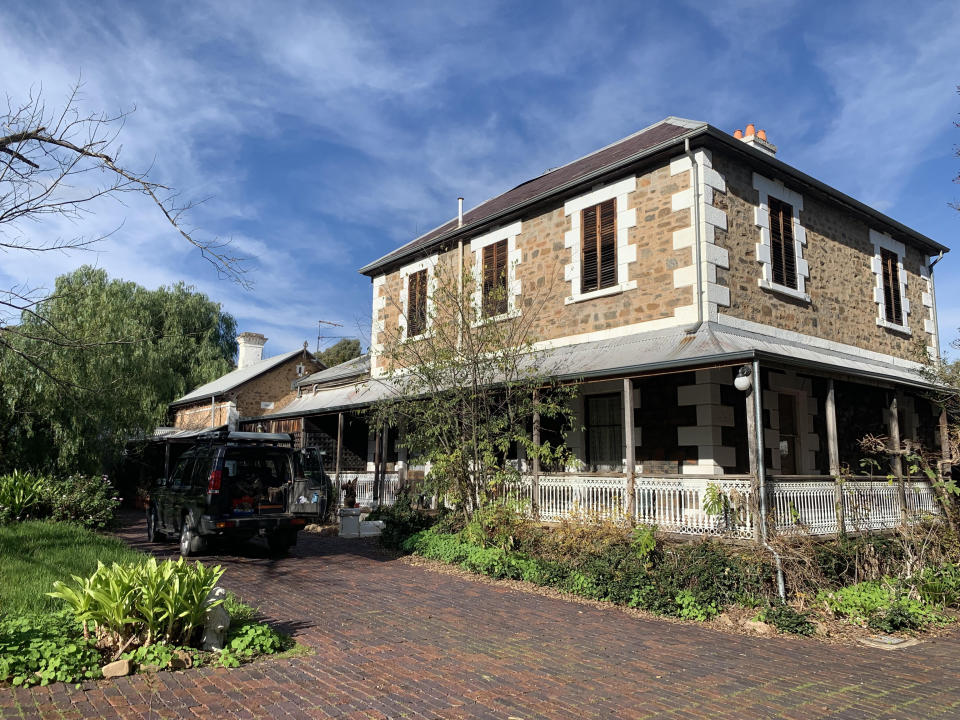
[734,364,753,392]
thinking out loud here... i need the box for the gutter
[361,123,947,277]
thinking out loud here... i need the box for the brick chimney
[237,332,267,369]
[733,123,777,156]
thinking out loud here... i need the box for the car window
[189,450,213,490]
[170,455,195,489]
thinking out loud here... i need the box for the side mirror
[155,477,167,487]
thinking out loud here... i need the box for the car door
[161,452,195,530]
[289,447,331,519]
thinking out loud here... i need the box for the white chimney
[237,332,267,369]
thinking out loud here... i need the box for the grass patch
[0,520,143,615]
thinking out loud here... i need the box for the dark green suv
[147,431,329,556]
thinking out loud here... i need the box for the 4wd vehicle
[147,430,329,556]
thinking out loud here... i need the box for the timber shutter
[407,269,427,336]
[768,197,797,290]
[482,239,509,317]
[880,248,903,325]
[581,198,617,293]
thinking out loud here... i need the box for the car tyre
[179,513,203,557]
[146,506,160,543]
[267,531,294,556]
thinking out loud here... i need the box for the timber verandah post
[531,389,541,520]
[825,379,846,535]
[887,393,909,524]
[623,378,636,523]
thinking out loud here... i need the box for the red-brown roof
[360,117,704,275]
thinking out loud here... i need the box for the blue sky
[1,0,958,359]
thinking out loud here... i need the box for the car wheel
[179,513,203,556]
[267,531,293,556]
[146,506,160,543]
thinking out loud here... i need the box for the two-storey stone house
[248,117,951,535]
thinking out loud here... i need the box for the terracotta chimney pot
[733,129,743,139]
[757,129,767,141]
[745,123,756,137]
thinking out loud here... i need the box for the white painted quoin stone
[670,149,729,323]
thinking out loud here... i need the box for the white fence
[337,471,400,508]
[772,478,940,535]
[517,474,755,538]
[333,471,940,537]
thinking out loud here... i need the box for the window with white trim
[753,173,809,302]
[398,256,437,340]
[870,229,910,334]
[481,239,508,318]
[581,198,617,294]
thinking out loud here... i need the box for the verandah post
[887,393,909,524]
[622,378,636,524]
[531,389,541,520]
[744,373,760,542]
[825,379,845,536]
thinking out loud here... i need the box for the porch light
[734,364,752,392]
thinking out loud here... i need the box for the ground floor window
[585,393,623,472]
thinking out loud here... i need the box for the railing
[771,476,940,535]
[336,471,400,508]
[329,470,940,537]
[514,474,755,538]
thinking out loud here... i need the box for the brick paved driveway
[5,516,960,719]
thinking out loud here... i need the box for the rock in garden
[170,649,194,670]
[715,613,736,628]
[101,659,134,678]
[741,619,773,636]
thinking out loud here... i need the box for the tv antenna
[316,319,344,354]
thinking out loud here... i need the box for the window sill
[758,279,810,303]
[565,280,637,305]
[401,330,432,343]
[876,318,911,336]
[470,308,522,328]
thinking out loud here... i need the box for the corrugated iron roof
[170,350,303,407]
[296,354,370,388]
[246,323,931,421]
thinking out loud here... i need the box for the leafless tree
[0,82,247,327]
[0,81,248,376]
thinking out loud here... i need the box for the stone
[857,635,920,650]
[715,613,736,628]
[170,649,194,670]
[101,659,134,678]
[202,586,231,652]
[741,619,774,636]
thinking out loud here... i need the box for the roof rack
[195,429,294,446]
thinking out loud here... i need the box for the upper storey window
[768,197,797,290]
[563,176,638,304]
[581,199,617,294]
[407,268,428,337]
[870,229,910,335]
[880,248,903,325]
[482,239,508,318]
[753,173,810,302]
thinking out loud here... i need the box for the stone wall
[172,354,315,428]
[371,159,693,375]
[712,148,932,362]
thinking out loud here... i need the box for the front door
[778,393,799,475]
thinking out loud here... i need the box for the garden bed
[0,520,295,687]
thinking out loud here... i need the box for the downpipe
[753,358,786,601]
[683,137,704,335]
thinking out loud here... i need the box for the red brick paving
[4,514,960,719]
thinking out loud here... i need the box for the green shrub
[0,471,46,524]
[224,621,289,659]
[223,592,259,624]
[462,501,538,552]
[675,589,719,621]
[49,557,224,649]
[916,564,960,607]
[761,603,816,636]
[818,581,893,625]
[0,611,101,687]
[41,474,120,530]
[367,490,437,550]
[867,599,936,633]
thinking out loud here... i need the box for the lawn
[0,520,143,615]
